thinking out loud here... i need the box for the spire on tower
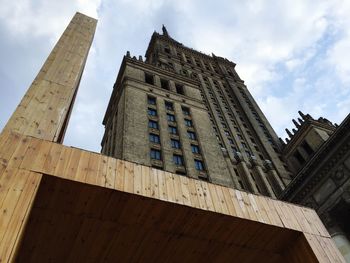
[162,24,169,37]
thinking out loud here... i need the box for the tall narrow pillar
[0,12,97,262]
[2,12,97,143]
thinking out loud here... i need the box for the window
[149,133,160,143]
[145,73,154,85]
[168,126,177,134]
[173,154,184,165]
[148,108,157,116]
[148,120,158,129]
[160,79,169,90]
[171,139,181,149]
[185,119,192,127]
[167,113,175,122]
[165,101,173,110]
[191,144,200,154]
[148,96,156,105]
[188,131,196,140]
[175,84,184,95]
[302,141,314,155]
[182,107,190,116]
[164,46,171,54]
[150,149,161,160]
[194,160,205,171]
[242,142,248,149]
[294,150,305,165]
[185,55,192,64]
[228,139,234,145]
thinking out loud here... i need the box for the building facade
[102,26,292,198]
[280,113,350,261]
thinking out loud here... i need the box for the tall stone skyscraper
[102,26,291,198]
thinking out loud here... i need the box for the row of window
[147,95,206,173]
[144,72,185,95]
[163,45,235,77]
[150,148,204,171]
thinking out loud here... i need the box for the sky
[0,0,349,152]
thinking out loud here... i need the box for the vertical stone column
[330,227,350,262]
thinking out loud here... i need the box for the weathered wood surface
[0,131,345,262]
[2,12,97,142]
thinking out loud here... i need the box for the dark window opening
[176,84,184,95]
[165,101,173,110]
[173,155,184,165]
[147,96,156,105]
[167,113,175,122]
[302,141,314,155]
[148,108,157,116]
[160,79,170,90]
[191,144,200,154]
[145,73,154,85]
[188,131,196,140]
[149,133,160,143]
[194,160,205,171]
[185,119,192,127]
[294,150,305,165]
[164,47,171,54]
[171,139,181,149]
[150,149,161,160]
[168,126,177,134]
[182,106,190,115]
[148,120,158,129]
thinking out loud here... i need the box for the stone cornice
[280,114,350,202]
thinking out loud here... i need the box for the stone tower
[101,26,292,198]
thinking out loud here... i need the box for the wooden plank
[62,147,82,180]
[220,186,237,217]
[133,163,142,195]
[97,155,108,187]
[301,207,324,236]
[6,136,32,169]
[114,159,125,191]
[304,233,331,263]
[74,150,90,182]
[53,146,72,179]
[0,171,41,262]
[123,161,134,194]
[252,195,270,224]
[248,193,266,223]
[228,188,244,218]
[41,142,65,175]
[234,189,250,219]
[207,182,224,214]
[172,173,183,204]
[199,181,215,211]
[85,152,101,185]
[179,176,191,206]
[149,167,159,199]
[105,157,117,189]
[0,169,30,245]
[140,165,151,197]
[263,197,284,227]
[164,172,175,203]
[187,178,200,209]
[157,169,167,201]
